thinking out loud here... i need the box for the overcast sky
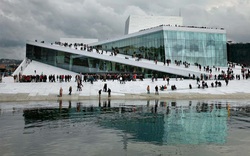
[0,0,250,60]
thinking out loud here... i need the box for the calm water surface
[1,99,250,156]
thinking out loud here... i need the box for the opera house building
[25,15,227,78]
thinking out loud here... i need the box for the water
[1,99,250,156]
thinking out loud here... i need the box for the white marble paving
[1,60,250,97]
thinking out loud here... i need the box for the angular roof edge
[90,25,226,46]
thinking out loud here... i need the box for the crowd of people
[15,74,73,83]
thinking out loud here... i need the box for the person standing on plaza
[69,86,72,95]
[103,83,107,92]
[155,85,159,95]
[98,89,102,100]
[225,77,229,86]
[147,85,150,94]
[119,76,123,84]
[108,88,111,97]
[167,77,170,85]
[77,78,83,91]
[59,87,63,97]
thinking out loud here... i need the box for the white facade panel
[125,15,183,34]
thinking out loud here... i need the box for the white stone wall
[125,15,183,34]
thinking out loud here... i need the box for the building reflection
[22,100,236,145]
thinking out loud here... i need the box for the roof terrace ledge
[91,24,226,46]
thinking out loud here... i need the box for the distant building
[125,15,183,34]
[0,64,6,73]
[0,59,22,77]
[227,43,250,67]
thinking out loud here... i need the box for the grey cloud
[0,0,250,60]
[0,46,25,60]
[0,39,24,48]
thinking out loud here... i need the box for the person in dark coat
[98,89,102,100]
[69,86,72,95]
[103,83,107,92]
[155,85,159,95]
[189,84,192,89]
[108,88,111,97]
[225,78,229,86]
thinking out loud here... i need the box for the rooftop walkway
[24,41,228,78]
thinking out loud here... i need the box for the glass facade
[163,30,227,66]
[95,31,165,62]
[94,28,227,67]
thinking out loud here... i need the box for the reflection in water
[22,100,250,145]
